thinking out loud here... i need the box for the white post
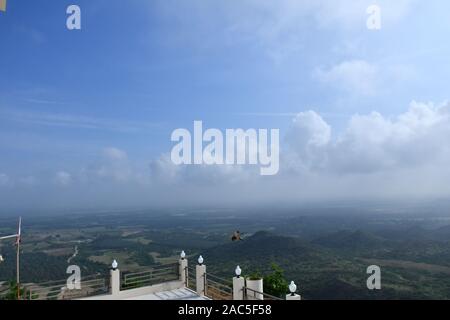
[196,256,206,296]
[287,281,301,300]
[110,268,120,296]
[110,259,120,297]
[179,257,188,287]
[286,293,301,300]
[246,278,263,300]
[233,276,245,300]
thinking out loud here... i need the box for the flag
[15,217,22,246]
[0,0,6,12]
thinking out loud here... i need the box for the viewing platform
[9,252,301,301]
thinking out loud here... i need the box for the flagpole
[16,240,20,299]
[16,217,21,300]
[0,217,22,300]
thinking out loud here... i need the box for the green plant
[263,263,288,298]
[2,281,28,300]
[247,270,263,281]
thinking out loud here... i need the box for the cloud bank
[155,0,416,62]
[1,101,449,209]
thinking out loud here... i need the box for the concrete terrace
[22,253,301,301]
[124,288,208,300]
[81,279,209,300]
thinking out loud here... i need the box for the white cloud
[4,100,450,206]
[313,0,415,29]
[103,147,128,161]
[19,176,37,186]
[313,60,418,96]
[55,171,72,186]
[155,0,416,62]
[288,111,331,148]
[0,173,9,186]
[149,153,254,186]
[286,101,450,174]
[313,60,378,95]
[82,147,150,185]
[95,148,133,182]
[0,109,160,133]
[285,111,331,169]
[149,154,180,184]
[79,102,450,202]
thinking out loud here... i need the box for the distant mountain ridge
[204,230,319,262]
[311,230,385,250]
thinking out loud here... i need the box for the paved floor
[124,288,209,300]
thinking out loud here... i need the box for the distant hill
[202,230,341,281]
[374,225,430,241]
[373,224,450,242]
[311,230,385,251]
[201,230,449,299]
[430,225,450,241]
[204,231,320,264]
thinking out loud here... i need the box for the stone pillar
[196,264,206,296]
[286,293,301,300]
[246,279,263,300]
[233,276,245,300]
[179,258,188,287]
[110,268,120,297]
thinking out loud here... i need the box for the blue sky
[1,0,450,211]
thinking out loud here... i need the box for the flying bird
[0,0,6,12]
[231,231,243,242]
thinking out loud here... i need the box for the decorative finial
[289,281,297,296]
[235,266,242,278]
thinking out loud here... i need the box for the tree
[2,281,27,300]
[263,263,288,298]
